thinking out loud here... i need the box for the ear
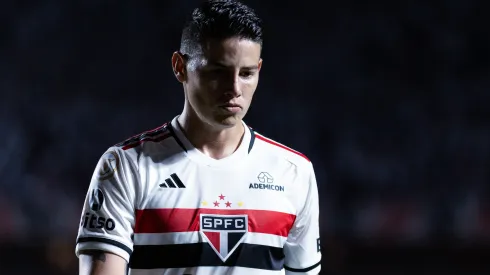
[171,51,186,83]
[257,58,263,71]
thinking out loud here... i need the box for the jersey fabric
[75,116,322,275]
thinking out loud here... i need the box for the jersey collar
[170,116,255,168]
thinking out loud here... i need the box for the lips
[219,103,242,113]
[219,103,242,109]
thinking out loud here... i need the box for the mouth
[219,103,242,113]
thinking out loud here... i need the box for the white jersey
[75,116,321,275]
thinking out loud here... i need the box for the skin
[173,37,263,159]
[78,37,262,274]
[79,250,126,275]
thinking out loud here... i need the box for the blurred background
[1,0,490,274]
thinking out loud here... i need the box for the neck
[177,110,245,160]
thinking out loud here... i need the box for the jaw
[214,115,242,128]
[180,102,241,131]
[210,106,249,128]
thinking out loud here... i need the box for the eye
[239,71,255,78]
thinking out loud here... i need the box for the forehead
[198,37,261,66]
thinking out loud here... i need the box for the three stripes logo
[159,173,186,188]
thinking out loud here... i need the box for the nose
[223,72,241,98]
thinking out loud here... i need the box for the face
[173,37,262,128]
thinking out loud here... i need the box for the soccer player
[76,0,321,274]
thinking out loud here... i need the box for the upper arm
[284,163,322,274]
[75,148,139,264]
[79,250,127,275]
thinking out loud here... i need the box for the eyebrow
[207,61,259,70]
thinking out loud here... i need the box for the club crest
[199,214,248,262]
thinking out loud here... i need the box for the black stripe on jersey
[167,123,188,152]
[129,243,284,270]
[165,178,176,188]
[284,260,321,273]
[77,237,132,255]
[170,173,185,188]
[248,127,255,153]
[115,124,169,148]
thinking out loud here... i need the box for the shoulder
[91,122,177,187]
[103,121,182,169]
[252,129,312,170]
[114,122,172,151]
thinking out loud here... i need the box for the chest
[134,161,299,255]
[142,162,299,213]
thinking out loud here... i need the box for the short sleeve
[284,163,322,274]
[75,148,138,262]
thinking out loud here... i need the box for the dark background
[1,0,490,274]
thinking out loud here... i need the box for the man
[76,0,321,274]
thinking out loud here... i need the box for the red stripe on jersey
[255,134,310,162]
[122,133,172,150]
[134,208,296,237]
[123,123,168,143]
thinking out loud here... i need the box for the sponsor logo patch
[89,188,105,211]
[97,151,119,180]
[81,212,116,231]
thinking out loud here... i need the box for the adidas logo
[159,173,186,188]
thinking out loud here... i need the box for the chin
[211,114,242,128]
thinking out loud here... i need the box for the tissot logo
[200,214,248,262]
[81,212,116,231]
[89,189,105,211]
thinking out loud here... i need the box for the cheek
[187,79,214,106]
[187,74,210,95]
[189,72,216,93]
[198,78,219,92]
[242,80,258,99]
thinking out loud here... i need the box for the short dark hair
[180,0,263,57]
